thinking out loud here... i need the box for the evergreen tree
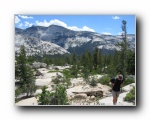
[86,51,93,72]
[71,51,78,78]
[121,20,128,80]
[115,20,129,80]
[98,50,102,73]
[15,45,36,97]
[102,54,107,73]
[55,85,68,105]
[82,66,89,83]
[37,85,68,105]
[37,86,51,105]
[42,56,50,65]
[126,50,135,75]
[93,47,99,70]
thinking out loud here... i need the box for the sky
[15,15,135,35]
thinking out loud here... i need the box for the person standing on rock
[110,75,123,105]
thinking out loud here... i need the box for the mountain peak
[15,25,135,56]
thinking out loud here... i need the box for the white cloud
[36,19,95,32]
[15,16,20,23]
[67,26,95,32]
[101,32,111,35]
[67,26,80,31]
[112,16,120,19]
[36,19,67,27]
[19,23,23,27]
[82,26,95,32]
[25,21,33,27]
[18,15,33,19]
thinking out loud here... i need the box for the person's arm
[110,79,115,86]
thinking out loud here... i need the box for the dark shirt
[110,78,123,92]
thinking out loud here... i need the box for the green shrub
[62,69,74,79]
[51,73,71,89]
[90,70,98,76]
[123,78,134,86]
[89,77,97,87]
[54,85,69,105]
[82,68,90,83]
[124,87,135,102]
[97,75,111,86]
[37,85,69,105]
[63,78,71,88]
[15,88,22,102]
[37,86,50,105]
[52,74,63,84]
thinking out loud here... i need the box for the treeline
[26,47,135,78]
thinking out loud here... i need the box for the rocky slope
[15,34,69,56]
[15,25,135,56]
[15,65,135,106]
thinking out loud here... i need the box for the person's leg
[115,92,120,105]
[113,96,117,105]
[112,90,117,105]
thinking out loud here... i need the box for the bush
[54,85,69,105]
[15,88,22,102]
[97,75,111,86]
[90,70,98,75]
[52,73,71,87]
[89,77,97,87]
[62,69,74,79]
[37,85,69,105]
[37,86,51,105]
[123,77,134,86]
[82,68,90,83]
[52,74,63,84]
[124,87,135,102]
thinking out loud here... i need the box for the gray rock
[90,96,95,100]
[74,94,87,99]
[35,70,43,76]
[128,75,135,80]
[32,62,47,69]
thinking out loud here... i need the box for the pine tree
[126,50,135,75]
[116,20,128,80]
[15,45,36,97]
[121,20,128,81]
[98,50,102,73]
[37,86,50,105]
[93,47,99,70]
[37,85,68,105]
[71,51,78,78]
[86,51,93,72]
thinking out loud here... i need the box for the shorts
[112,90,120,98]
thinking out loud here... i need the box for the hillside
[15,25,135,56]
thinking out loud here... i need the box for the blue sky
[15,15,135,35]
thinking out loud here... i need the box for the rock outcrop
[32,62,47,69]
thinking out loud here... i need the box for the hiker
[110,75,123,105]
